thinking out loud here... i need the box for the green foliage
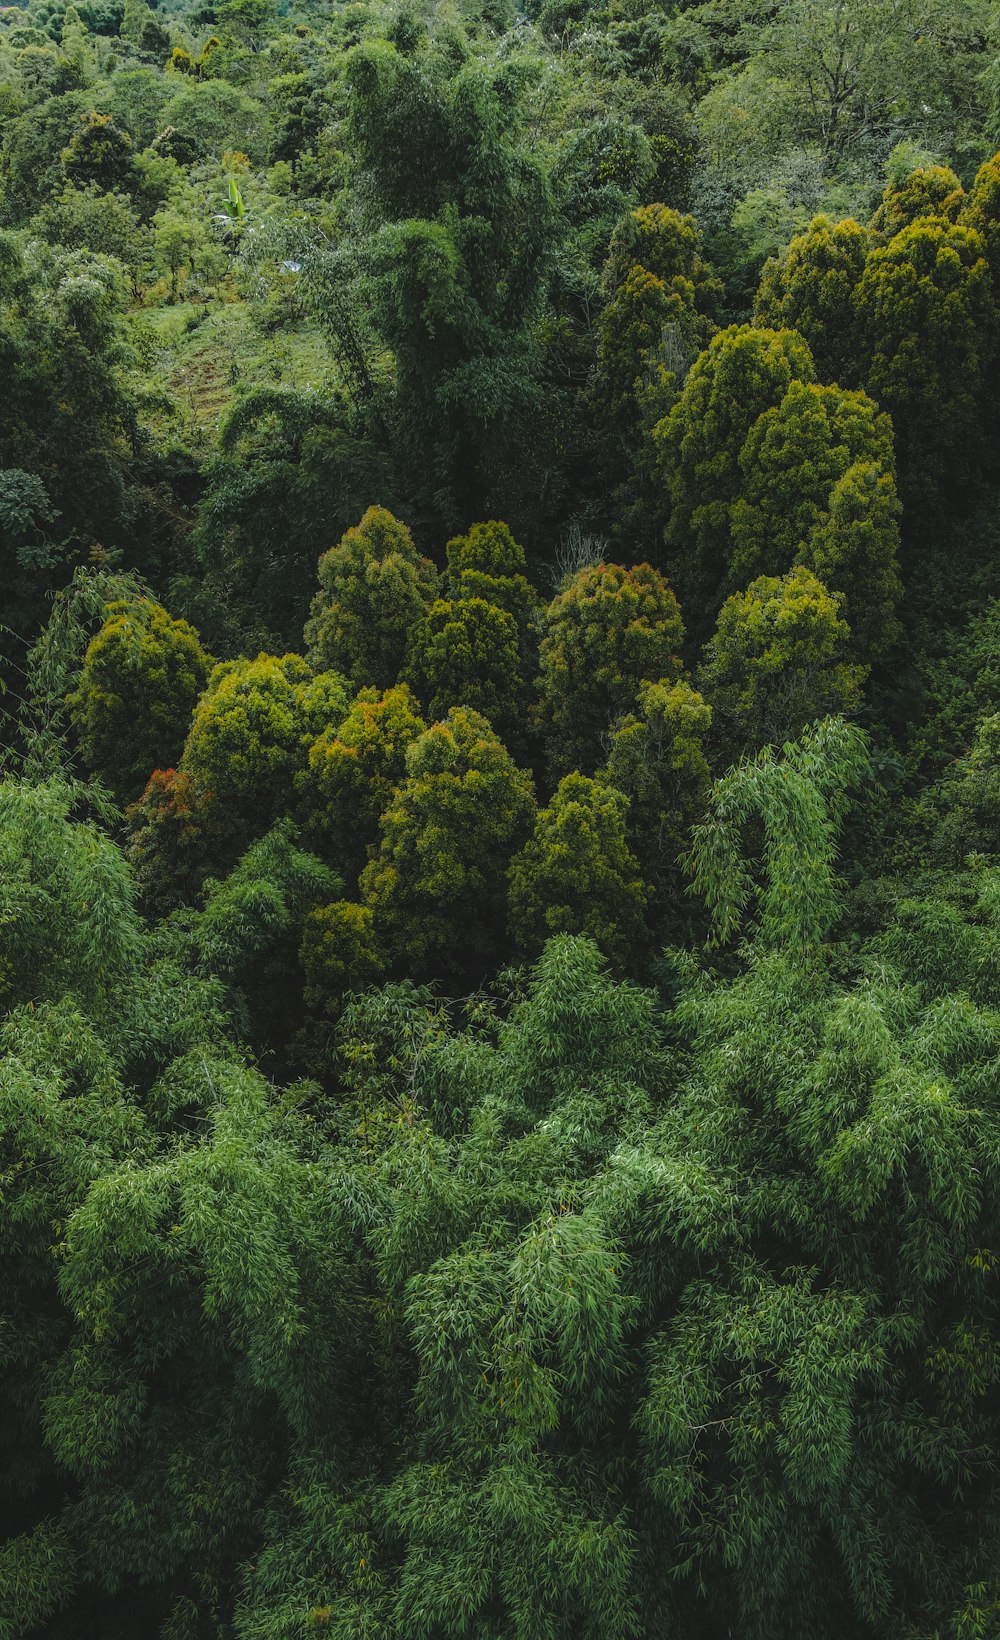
[68,597,213,801]
[304,506,439,691]
[508,771,649,963]
[854,215,997,509]
[300,897,382,1016]
[444,518,541,663]
[0,233,142,599]
[690,714,872,947]
[870,163,965,236]
[591,204,720,488]
[4,3,1000,1631]
[347,39,555,523]
[0,778,142,1015]
[359,706,536,972]
[729,379,901,653]
[960,151,1000,290]
[699,564,867,754]
[60,108,134,191]
[537,561,685,778]
[196,391,397,652]
[126,765,232,914]
[932,714,1000,863]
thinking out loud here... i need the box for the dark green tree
[347,38,555,524]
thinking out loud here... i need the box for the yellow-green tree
[300,684,426,883]
[853,216,996,508]
[537,561,685,779]
[592,204,720,496]
[304,506,439,690]
[445,520,541,665]
[699,565,867,754]
[870,164,964,237]
[68,599,212,802]
[181,653,352,831]
[653,326,815,606]
[300,899,382,1018]
[960,152,1000,292]
[753,215,870,386]
[507,772,649,965]
[404,597,525,741]
[360,707,536,972]
[730,380,901,655]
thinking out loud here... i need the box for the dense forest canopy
[3,0,1000,1632]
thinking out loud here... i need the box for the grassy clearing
[134,297,334,450]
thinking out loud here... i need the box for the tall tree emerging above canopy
[346,38,555,527]
[754,215,871,386]
[304,507,439,691]
[654,325,815,613]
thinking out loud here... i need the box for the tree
[853,215,997,510]
[536,561,684,779]
[403,596,525,741]
[444,519,541,666]
[601,677,713,914]
[729,379,901,654]
[508,772,649,964]
[753,214,871,386]
[68,599,213,802]
[126,766,233,914]
[60,109,135,192]
[180,653,352,836]
[869,163,964,236]
[346,39,555,524]
[34,186,147,290]
[804,457,902,658]
[299,683,426,884]
[0,777,141,1016]
[932,712,1000,862]
[0,235,142,603]
[602,203,722,309]
[195,390,397,651]
[590,205,720,511]
[359,706,536,972]
[304,506,439,691]
[960,151,1000,293]
[191,819,339,1055]
[654,325,815,611]
[699,565,867,755]
[152,204,208,299]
